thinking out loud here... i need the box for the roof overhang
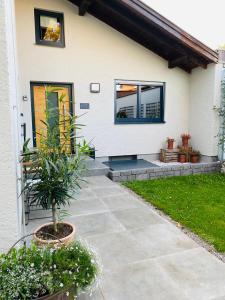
[68,0,218,72]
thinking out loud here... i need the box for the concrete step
[84,158,110,177]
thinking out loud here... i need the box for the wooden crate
[160,149,179,163]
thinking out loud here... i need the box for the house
[0,0,224,251]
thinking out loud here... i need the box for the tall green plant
[25,86,89,233]
[215,80,225,160]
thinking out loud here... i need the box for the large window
[34,9,65,47]
[115,81,165,124]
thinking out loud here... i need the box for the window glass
[40,16,61,42]
[116,84,138,119]
[140,85,161,119]
[115,82,164,123]
[34,9,65,47]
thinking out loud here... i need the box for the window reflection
[116,84,138,118]
[115,82,163,122]
[40,16,61,42]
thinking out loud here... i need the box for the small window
[115,81,165,124]
[34,9,65,47]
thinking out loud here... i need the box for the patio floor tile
[92,186,130,197]
[68,198,108,216]
[67,211,125,238]
[86,231,150,271]
[112,207,165,230]
[100,260,189,300]
[157,248,225,300]
[101,194,145,211]
[130,223,199,259]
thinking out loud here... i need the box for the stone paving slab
[112,207,165,230]
[26,176,225,300]
[100,259,190,300]
[157,248,225,300]
[67,212,126,238]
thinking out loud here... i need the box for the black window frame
[34,8,65,48]
[114,80,166,124]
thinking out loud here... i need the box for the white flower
[53,264,57,269]
[60,283,64,288]
[66,291,70,296]
[31,263,34,268]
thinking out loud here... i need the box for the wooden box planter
[160,149,179,163]
[36,288,76,300]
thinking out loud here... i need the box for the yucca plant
[24,86,89,236]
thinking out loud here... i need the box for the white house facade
[0,0,224,250]
[15,0,222,161]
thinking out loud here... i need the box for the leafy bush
[0,241,98,299]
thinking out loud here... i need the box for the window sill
[115,119,166,125]
[35,41,65,48]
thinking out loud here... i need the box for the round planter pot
[182,137,189,149]
[167,140,174,150]
[178,154,186,163]
[34,222,75,246]
[190,155,199,163]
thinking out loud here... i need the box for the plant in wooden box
[181,133,191,149]
[190,150,200,163]
[23,86,90,246]
[167,137,175,150]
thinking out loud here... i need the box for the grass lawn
[125,173,225,253]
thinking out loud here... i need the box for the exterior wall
[0,0,22,252]
[15,0,190,158]
[189,64,221,158]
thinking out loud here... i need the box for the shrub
[0,241,98,299]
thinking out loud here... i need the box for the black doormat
[103,159,157,171]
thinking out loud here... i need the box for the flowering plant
[0,241,98,299]
[181,133,191,139]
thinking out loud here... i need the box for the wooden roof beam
[169,55,208,70]
[79,0,92,16]
[168,56,187,69]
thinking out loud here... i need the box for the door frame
[30,81,74,150]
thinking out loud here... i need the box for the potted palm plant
[24,87,89,246]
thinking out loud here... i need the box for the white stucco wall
[15,0,191,158]
[0,0,21,252]
[189,64,221,158]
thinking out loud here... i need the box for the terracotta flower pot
[182,137,190,149]
[178,153,186,163]
[190,154,199,163]
[34,222,75,246]
[167,139,174,150]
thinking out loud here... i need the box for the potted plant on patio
[167,137,175,150]
[178,147,189,163]
[181,133,191,149]
[190,150,200,163]
[24,87,90,246]
[0,239,98,299]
